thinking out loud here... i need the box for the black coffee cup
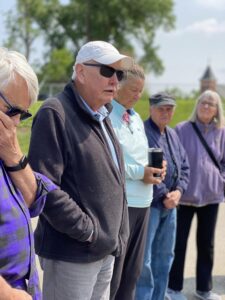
[148,148,163,177]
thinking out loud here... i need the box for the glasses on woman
[0,91,32,121]
[83,63,124,81]
[200,100,217,108]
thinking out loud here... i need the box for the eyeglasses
[83,63,124,81]
[200,101,217,108]
[0,91,32,121]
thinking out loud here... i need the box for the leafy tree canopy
[39,0,175,74]
[4,0,175,82]
[39,48,74,82]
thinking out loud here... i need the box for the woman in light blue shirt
[109,64,165,300]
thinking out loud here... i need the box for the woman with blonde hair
[168,90,225,300]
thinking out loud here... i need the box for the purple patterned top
[0,160,57,299]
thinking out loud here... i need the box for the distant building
[200,66,216,92]
[200,65,225,98]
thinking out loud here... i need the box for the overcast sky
[0,0,225,93]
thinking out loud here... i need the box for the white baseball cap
[75,41,133,69]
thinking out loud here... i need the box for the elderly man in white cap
[28,41,133,300]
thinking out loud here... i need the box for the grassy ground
[18,98,196,154]
[18,101,43,154]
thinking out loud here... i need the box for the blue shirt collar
[111,99,135,118]
[79,96,109,122]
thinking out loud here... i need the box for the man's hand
[163,190,182,209]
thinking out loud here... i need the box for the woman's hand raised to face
[0,111,23,165]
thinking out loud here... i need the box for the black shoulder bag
[191,122,225,195]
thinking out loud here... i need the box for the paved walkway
[32,204,225,299]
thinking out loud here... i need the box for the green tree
[4,0,59,61]
[37,0,175,75]
[4,0,41,61]
[39,48,74,83]
[4,0,175,81]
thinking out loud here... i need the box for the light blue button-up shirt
[80,97,119,169]
[109,100,153,208]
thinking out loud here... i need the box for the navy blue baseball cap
[149,92,176,107]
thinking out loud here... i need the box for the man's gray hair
[0,47,38,104]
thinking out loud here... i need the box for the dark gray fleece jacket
[28,81,129,263]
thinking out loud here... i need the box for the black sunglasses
[83,63,124,81]
[0,91,32,121]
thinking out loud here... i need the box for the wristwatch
[4,155,28,172]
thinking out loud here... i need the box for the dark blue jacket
[144,118,190,208]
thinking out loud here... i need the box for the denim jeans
[136,206,177,300]
[40,255,115,300]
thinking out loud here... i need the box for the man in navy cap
[136,92,190,300]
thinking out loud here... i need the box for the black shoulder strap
[191,122,221,171]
